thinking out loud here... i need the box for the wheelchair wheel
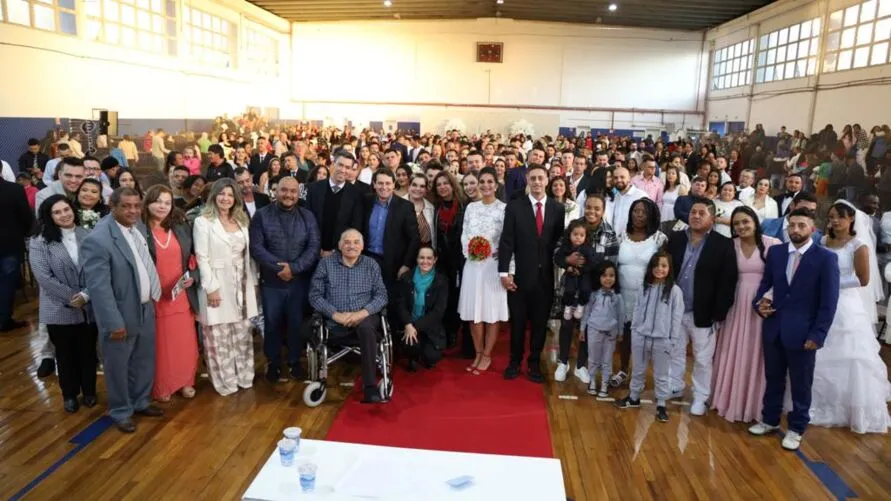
[303,381,327,407]
[377,378,394,400]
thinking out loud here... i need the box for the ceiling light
[608,3,617,11]
[384,0,392,7]
[496,0,504,4]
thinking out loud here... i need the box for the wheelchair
[302,309,395,407]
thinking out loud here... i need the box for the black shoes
[406,359,417,373]
[361,388,387,404]
[81,395,98,408]
[503,363,520,380]
[37,358,55,378]
[656,406,669,423]
[615,396,641,409]
[265,366,280,383]
[115,419,136,433]
[0,319,26,332]
[135,405,164,417]
[527,366,544,384]
[289,365,304,381]
[63,398,79,413]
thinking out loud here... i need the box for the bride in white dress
[810,200,891,434]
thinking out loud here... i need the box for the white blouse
[617,231,668,322]
[61,227,79,265]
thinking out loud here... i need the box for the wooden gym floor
[1,290,889,501]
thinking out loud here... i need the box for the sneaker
[609,371,628,388]
[615,396,641,409]
[781,431,803,450]
[586,383,599,396]
[597,389,610,399]
[573,366,590,384]
[573,305,584,320]
[748,422,781,436]
[554,362,569,382]
[690,400,707,416]
[656,406,669,422]
[563,307,573,321]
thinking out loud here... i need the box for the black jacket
[249,152,274,183]
[305,180,364,252]
[145,222,200,314]
[666,230,738,328]
[0,180,34,259]
[394,269,448,341]
[498,196,564,291]
[434,201,465,277]
[362,194,420,284]
[244,191,271,217]
[18,151,50,174]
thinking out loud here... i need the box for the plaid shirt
[309,252,388,318]
[556,218,619,263]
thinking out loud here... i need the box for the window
[823,0,891,72]
[243,22,280,77]
[84,0,177,55]
[1,0,77,35]
[755,18,821,83]
[712,39,754,89]
[183,6,235,68]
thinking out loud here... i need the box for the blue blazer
[753,244,839,349]
[761,217,823,244]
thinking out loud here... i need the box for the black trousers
[508,283,553,367]
[558,319,588,368]
[48,323,98,400]
[400,329,443,367]
[562,274,592,307]
[331,315,381,389]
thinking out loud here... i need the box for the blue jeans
[261,280,308,370]
[0,254,21,326]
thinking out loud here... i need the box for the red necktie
[535,201,543,237]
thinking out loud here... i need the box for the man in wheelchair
[309,229,390,404]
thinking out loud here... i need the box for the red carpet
[325,332,554,458]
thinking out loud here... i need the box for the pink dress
[711,235,781,422]
[183,157,202,176]
[151,228,199,399]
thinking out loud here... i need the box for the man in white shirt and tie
[81,187,163,433]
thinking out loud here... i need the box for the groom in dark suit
[499,164,564,383]
[749,208,839,451]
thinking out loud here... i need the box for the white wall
[289,18,707,134]
[705,0,891,134]
[0,0,291,119]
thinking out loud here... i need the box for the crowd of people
[0,119,889,446]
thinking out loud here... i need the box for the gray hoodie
[581,289,624,336]
[630,283,684,339]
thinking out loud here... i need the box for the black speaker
[99,111,118,136]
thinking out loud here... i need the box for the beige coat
[193,216,259,326]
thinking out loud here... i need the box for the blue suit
[761,217,823,244]
[753,243,839,434]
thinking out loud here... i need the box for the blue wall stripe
[8,416,113,501]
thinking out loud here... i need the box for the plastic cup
[278,439,296,467]
[283,427,302,452]
[298,462,317,493]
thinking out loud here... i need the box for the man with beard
[610,166,648,237]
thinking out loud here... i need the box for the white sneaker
[563,307,573,321]
[573,305,584,320]
[573,366,590,384]
[690,400,707,416]
[748,422,781,436]
[781,431,803,450]
[554,363,569,382]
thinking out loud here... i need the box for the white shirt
[612,185,648,236]
[529,193,547,223]
[1,160,13,182]
[245,200,257,218]
[117,221,151,303]
[43,158,61,184]
[780,192,797,215]
[61,227,79,265]
[738,186,754,201]
[786,239,813,283]
[329,179,345,192]
[358,167,374,185]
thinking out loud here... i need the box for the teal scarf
[412,267,435,321]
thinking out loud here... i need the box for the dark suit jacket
[754,244,839,349]
[0,180,35,259]
[249,152,274,183]
[244,191,270,216]
[145,222,199,314]
[498,196,564,292]
[305,180,364,251]
[362,194,420,284]
[773,191,798,215]
[667,230,738,328]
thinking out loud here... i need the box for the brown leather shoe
[115,418,136,433]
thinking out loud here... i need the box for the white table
[242,439,566,501]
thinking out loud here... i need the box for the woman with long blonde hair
[193,178,258,396]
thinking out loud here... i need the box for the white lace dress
[458,199,510,324]
[810,237,891,434]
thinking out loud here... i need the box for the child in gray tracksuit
[580,261,624,399]
[615,252,684,423]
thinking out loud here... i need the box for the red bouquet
[468,236,492,261]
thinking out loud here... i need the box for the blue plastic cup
[278,439,296,467]
[298,463,317,492]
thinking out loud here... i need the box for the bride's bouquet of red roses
[468,236,492,261]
